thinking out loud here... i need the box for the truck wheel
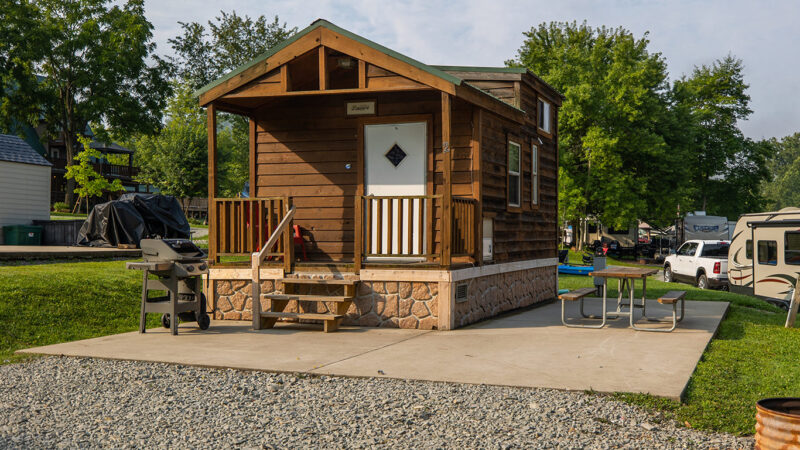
[697,273,708,290]
[664,265,673,283]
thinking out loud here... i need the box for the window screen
[537,100,551,133]
[785,232,800,265]
[508,141,521,207]
[758,240,777,265]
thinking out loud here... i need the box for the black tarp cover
[76,194,190,247]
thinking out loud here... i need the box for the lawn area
[561,248,661,268]
[560,273,800,436]
[0,259,157,364]
[50,212,87,221]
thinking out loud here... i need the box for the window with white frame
[537,99,551,133]
[508,140,521,207]
[531,144,539,206]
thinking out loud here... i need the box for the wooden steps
[265,294,352,302]
[255,275,360,333]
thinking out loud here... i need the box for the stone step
[280,278,358,285]
[265,294,353,303]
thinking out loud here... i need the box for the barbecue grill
[126,238,211,335]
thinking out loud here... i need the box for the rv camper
[678,213,734,244]
[728,207,800,309]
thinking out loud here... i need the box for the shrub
[52,202,69,213]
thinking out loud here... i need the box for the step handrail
[251,206,295,330]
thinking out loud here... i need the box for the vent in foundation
[455,283,469,303]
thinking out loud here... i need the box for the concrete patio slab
[19,299,728,399]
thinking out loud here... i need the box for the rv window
[785,232,800,265]
[757,240,777,265]
[746,240,752,259]
[701,243,729,258]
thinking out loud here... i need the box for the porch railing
[451,197,477,258]
[356,195,440,262]
[211,197,291,265]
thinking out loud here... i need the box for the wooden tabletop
[589,266,659,278]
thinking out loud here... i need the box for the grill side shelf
[126,262,172,271]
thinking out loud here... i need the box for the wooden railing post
[354,196,362,273]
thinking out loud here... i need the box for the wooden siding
[0,161,51,244]
[253,91,474,261]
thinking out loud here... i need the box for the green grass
[49,212,88,220]
[561,248,661,269]
[560,273,800,436]
[0,259,158,364]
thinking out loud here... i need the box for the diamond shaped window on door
[385,143,407,167]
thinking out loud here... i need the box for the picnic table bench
[630,290,686,332]
[559,287,609,328]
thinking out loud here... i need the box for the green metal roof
[432,65,527,74]
[194,19,464,99]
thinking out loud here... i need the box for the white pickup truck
[663,240,730,289]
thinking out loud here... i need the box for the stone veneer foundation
[210,259,557,330]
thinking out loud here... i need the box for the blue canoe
[558,264,594,276]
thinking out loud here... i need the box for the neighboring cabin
[0,134,52,244]
[199,19,563,330]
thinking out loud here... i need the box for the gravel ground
[0,357,750,449]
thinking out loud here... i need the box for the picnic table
[588,266,659,328]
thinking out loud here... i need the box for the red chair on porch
[293,225,307,261]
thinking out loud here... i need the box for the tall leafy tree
[0,0,172,207]
[673,55,760,214]
[510,22,689,243]
[169,12,296,90]
[65,136,125,213]
[762,133,800,210]
[162,11,296,197]
[130,82,208,202]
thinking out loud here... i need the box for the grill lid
[141,238,205,262]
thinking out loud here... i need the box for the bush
[52,202,69,213]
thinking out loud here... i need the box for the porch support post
[207,104,218,263]
[249,117,256,197]
[472,107,483,265]
[442,92,452,267]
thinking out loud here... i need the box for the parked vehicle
[728,207,800,310]
[676,212,735,245]
[663,239,730,289]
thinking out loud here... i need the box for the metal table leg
[139,269,148,334]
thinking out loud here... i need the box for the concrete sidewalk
[19,300,728,399]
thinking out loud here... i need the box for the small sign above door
[346,100,376,116]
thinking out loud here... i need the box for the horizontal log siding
[254,91,472,262]
[481,82,557,262]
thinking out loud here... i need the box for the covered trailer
[678,213,732,244]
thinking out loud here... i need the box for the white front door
[364,121,427,258]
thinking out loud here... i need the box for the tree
[510,22,689,244]
[169,12,296,90]
[0,0,172,207]
[130,82,208,202]
[65,136,125,213]
[164,11,296,197]
[762,133,800,210]
[673,56,759,214]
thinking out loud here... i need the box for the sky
[143,0,800,140]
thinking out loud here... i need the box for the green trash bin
[2,225,43,245]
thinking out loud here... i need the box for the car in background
[663,240,730,289]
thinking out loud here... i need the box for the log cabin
[198,19,563,331]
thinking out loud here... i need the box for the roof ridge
[194,19,463,99]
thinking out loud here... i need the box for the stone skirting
[452,265,557,328]
[209,260,557,330]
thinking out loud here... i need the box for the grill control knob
[186,265,195,272]
[199,264,207,271]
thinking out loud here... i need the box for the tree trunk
[64,129,77,208]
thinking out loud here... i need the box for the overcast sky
[144,0,799,140]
